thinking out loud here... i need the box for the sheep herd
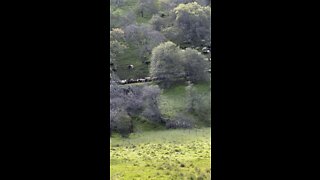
[111,76,158,85]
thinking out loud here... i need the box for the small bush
[165,113,195,129]
[117,113,132,138]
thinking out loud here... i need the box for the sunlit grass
[110,128,211,180]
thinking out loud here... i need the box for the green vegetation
[110,1,212,179]
[115,44,149,79]
[123,81,211,131]
[159,82,210,120]
[110,0,158,79]
[110,128,211,180]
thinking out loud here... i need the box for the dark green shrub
[117,113,132,138]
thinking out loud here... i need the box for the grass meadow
[110,128,211,180]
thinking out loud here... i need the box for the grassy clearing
[159,82,211,119]
[116,44,149,79]
[110,128,211,180]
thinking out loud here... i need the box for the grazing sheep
[144,61,151,65]
[119,80,127,84]
[128,79,135,83]
[202,47,210,54]
[128,65,134,69]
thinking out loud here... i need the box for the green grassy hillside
[115,44,150,79]
[111,1,156,79]
[159,82,211,120]
[121,82,211,132]
[110,128,211,180]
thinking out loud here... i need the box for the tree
[110,84,163,136]
[149,14,167,31]
[110,28,127,71]
[173,2,211,45]
[110,9,136,29]
[124,24,166,61]
[136,0,158,18]
[141,85,162,123]
[158,0,210,13]
[110,84,128,136]
[185,82,198,113]
[181,48,210,83]
[150,41,185,88]
[125,86,145,117]
[185,82,211,126]
[110,0,125,7]
[116,112,133,138]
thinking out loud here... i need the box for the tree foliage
[110,83,162,136]
[181,48,210,83]
[110,28,127,65]
[150,41,185,88]
[185,82,211,126]
[173,2,211,45]
[124,24,166,60]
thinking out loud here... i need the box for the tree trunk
[129,120,134,133]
